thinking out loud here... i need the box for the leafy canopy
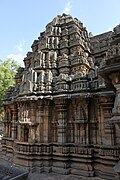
[0,59,20,118]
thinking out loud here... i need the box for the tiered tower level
[2,14,120,179]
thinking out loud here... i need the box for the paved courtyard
[26,172,103,180]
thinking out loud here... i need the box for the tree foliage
[0,59,20,119]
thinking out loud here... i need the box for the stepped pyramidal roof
[4,14,97,102]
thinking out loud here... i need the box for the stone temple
[2,14,120,179]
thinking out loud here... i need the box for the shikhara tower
[2,14,120,179]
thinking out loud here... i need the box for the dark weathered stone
[2,14,120,179]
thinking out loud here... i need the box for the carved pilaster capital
[98,95,114,108]
[54,99,67,109]
[37,99,45,107]
[109,72,120,85]
[30,100,37,109]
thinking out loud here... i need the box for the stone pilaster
[109,73,120,145]
[29,125,36,143]
[3,106,7,137]
[17,124,21,141]
[30,101,36,122]
[99,96,114,145]
[29,101,36,142]
[55,99,67,144]
[112,84,120,115]
[43,100,51,143]
[11,105,17,139]
[37,100,44,143]
[4,106,12,138]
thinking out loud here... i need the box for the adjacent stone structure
[2,14,120,179]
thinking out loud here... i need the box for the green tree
[0,59,20,120]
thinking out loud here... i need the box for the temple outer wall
[2,94,119,179]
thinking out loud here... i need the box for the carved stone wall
[2,14,120,179]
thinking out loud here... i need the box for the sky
[0,0,120,66]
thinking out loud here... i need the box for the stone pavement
[27,172,103,180]
[27,172,81,180]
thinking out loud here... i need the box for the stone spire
[8,14,94,98]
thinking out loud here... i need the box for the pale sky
[0,0,120,66]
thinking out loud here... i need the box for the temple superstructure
[2,14,120,179]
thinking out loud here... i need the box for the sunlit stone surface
[2,14,120,179]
